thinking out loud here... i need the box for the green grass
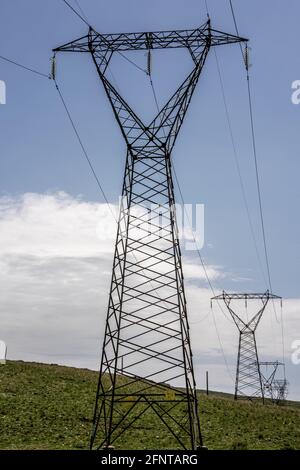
[0,361,299,450]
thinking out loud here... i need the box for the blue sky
[0,0,299,399]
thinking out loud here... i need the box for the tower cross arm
[211,291,282,332]
[53,21,247,54]
[53,33,90,53]
[209,28,247,46]
[211,292,282,301]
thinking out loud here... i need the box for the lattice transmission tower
[212,292,282,402]
[54,19,246,450]
[259,361,287,403]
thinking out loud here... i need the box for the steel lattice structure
[54,20,246,450]
[258,361,287,402]
[212,292,282,402]
[273,379,289,402]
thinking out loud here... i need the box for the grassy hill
[0,361,299,450]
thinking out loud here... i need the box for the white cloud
[183,262,223,282]
[0,192,117,258]
[0,192,299,399]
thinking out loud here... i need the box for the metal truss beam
[54,21,247,54]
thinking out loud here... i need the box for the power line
[172,167,231,325]
[228,1,279,321]
[204,0,210,18]
[73,0,89,23]
[0,54,50,79]
[246,73,276,301]
[117,52,147,74]
[204,0,284,369]
[246,74,282,325]
[213,48,267,286]
[149,76,162,123]
[62,0,91,27]
[206,0,280,379]
[53,79,116,220]
[189,309,211,325]
[53,76,172,311]
[228,1,272,288]
[2,30,155,358]
[61,0,147,74]
[210,302,234,381]
[229,1,241,38]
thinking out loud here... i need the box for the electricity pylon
[211,291,282,402]
[259,361,287,402]
[273,378,289,403]
[54,20,246,450]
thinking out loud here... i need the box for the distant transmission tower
[211,291,281,402]
[259,361,283,401]
[273,378,289,403]
[259,361,288,403]
[54,20,246,450]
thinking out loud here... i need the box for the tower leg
[235,331,264,400]
[253,334,264,404]
[234,333,242,400]
[90,149,202,450]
